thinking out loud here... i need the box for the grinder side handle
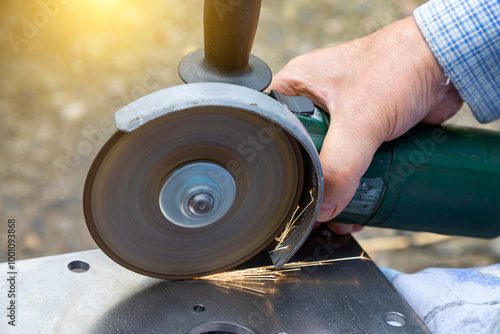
[178,0,272,91]
[203,0,261,72]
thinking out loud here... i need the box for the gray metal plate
[0,229,430,334]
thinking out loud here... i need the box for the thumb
[316,112,382,222]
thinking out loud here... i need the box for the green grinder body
[297,108,500,238]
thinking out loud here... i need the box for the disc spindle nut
[188,193,215,216]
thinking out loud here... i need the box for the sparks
[196,251,370,296]
[271,189,314,253]
[196,266,299,296]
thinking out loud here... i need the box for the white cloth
[381,265,500,333]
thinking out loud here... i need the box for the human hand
[268,16,463,234]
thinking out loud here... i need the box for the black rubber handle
[204,0,261,72]
[178,0,271,90]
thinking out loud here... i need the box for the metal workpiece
[85,83,324,278]
[0,230,430,334]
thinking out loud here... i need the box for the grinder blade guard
[83,83,324,279]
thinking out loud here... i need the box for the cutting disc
[84,106,303,279]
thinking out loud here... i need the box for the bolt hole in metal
[188,322,255,334]
[193,304,206,313]
[384,312,407,327]
[67,260,90,273]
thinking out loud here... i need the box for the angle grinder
[83,0,500,279]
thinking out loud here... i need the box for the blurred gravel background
[1,0,499,273]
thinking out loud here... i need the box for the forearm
[414,0,500,123]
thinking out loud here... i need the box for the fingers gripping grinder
[84,0,500,279]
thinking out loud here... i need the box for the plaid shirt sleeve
[414,0,500,123]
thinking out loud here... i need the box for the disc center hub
[159,162,236,228]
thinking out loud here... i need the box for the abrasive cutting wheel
[84,105,304,279]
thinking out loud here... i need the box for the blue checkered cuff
[414,0,500,123]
